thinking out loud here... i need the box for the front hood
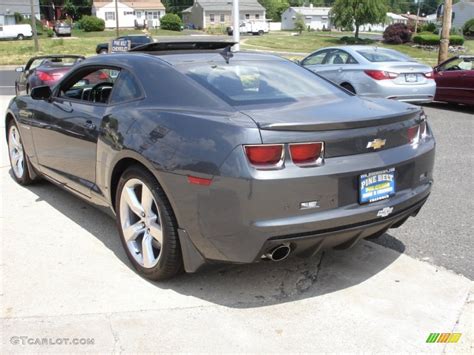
[241,96,421,131]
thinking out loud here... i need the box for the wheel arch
[5,111,16,140]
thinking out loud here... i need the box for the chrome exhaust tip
[262,244,291,262]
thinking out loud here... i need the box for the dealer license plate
[405,73,418,82]
[359,168,396,204]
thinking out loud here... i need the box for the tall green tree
[330,0,387,38]
[258,0,290,21]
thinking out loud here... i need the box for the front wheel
[7,121,33,185]
[116,166,183,280]
[17,34,24,40]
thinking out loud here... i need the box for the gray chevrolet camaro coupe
[5,42,435,280]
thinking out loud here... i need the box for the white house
[92,1,166,29]
[182,0,265,30]
[281,5,331,31]
[452,0,474,29]
[0,0,40,25]
[359,12,408,32]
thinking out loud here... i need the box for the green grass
[242,31,474,66]
[0,29,186,65]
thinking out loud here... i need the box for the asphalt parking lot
[0,83,472,350]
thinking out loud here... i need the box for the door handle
[53,101,73,113]
[83,120,96,130]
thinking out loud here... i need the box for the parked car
[433,55,474,106]
[54,22,72,37]
[96,35,153,54]
[300,46,436,104]
[15,55,85,95]
[0,24,32,40]
[5,41,435,280]
[227,20,269,36]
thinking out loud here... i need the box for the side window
[441,58,472,71]
[325,50,356,65]
[59,67,120,104]
[303,51,328,66]
[110,71,142,104]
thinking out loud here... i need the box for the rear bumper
[161,137,435,271]
[359,80,436,104]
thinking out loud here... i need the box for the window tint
[183,61,344,106]
[59,68,120,104]
[110,71,142,103]
[357,48,414,62]
[325,50,358,65]
[303,51,327,65]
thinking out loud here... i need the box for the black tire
[17,34,24,40]
[341,83,356,94]
[99,49,108,54]
[7,120,34,185]
[115,165,183,280]
[258,30,264,36]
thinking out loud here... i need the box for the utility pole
[30,0,39,51]
[414,0,421,34]
[233,0,240,51]
[115,0,120,37]
[438,0,452,64]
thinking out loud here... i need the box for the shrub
[78,16,105,32]
[413,34,464,46]
[463,18,474,37]
[46,28,54,37]
[160,13,182,31]
[339,36,375,45]
[422,22,436,33]
[383,23,412,44]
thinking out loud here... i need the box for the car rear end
[354,48,436,103]
[30,62,76,90]
[54,23,72,36]
[168,55,435,266]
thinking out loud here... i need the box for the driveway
[0,95,472,353]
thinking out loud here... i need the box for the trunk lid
[241,96,422,158]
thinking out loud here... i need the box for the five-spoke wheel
[7,122,33,185]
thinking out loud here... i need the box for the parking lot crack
[106,313,123,353]
[296,252,325,294]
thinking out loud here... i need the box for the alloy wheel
[119,178,163,268]
[8,125,25,178]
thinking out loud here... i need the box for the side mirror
[15,67,24,73]
[293,59,301,65]
[31,85,52,100]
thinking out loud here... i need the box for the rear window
[132,36,152,44]
[181,60,344,106]
[357,49,414,62]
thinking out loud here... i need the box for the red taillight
[407,124,420,144]
[37,71,55,81]
[289,142,324,165]
[364,70,398,80]
[423,71,434,79]
[98,71,109,80]
[244,145,283,167]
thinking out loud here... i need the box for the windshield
[180,60,344,106]
[357,48,414,62]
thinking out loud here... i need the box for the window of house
[220,14,225,23]
[124,11,133,16]
[105,12,116,21]
[209,14,215,23]
[136,11,142,18]
[245,14,250,19]
[255,14,259,19]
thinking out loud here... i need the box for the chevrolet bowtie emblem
[367,138,386,150]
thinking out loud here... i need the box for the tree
[294,13,306,34]
[330,0,387,38]
[258,0,290,21]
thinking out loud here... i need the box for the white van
[0,24,33,40]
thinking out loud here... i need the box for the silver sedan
[301,46,436,104]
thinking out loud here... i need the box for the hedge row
[412,34,465,46]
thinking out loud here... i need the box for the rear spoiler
[130,41,237,52]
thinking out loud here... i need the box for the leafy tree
[330,0,387,38]
[294,13,306,34]
[258,0,290,21]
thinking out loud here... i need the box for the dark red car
[15,55,85,95]
[433,55,474,105]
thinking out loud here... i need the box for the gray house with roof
[182,0,265,29]
[452,0,474,30]
[0,0,40,25]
